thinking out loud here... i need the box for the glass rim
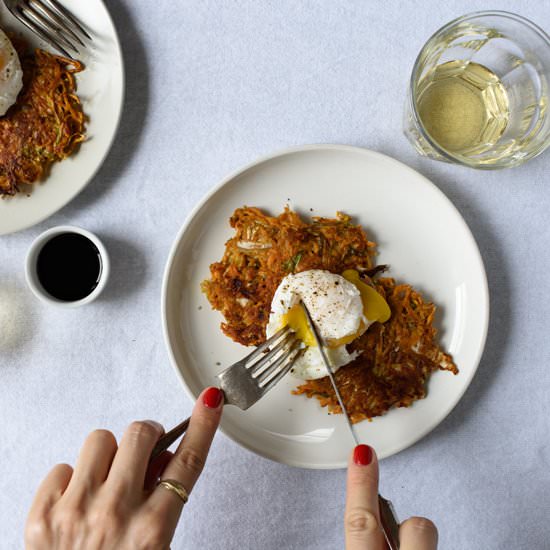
[408,10,550,168]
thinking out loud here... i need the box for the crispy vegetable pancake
[293,279,457,422]
[0,40,85,196]
[202,206,457,422]
[202,207,376,346]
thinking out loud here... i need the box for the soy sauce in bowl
[36,233,102,301]
[26,226,110,307]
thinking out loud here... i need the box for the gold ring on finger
[157,479,189,504]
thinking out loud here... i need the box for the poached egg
[0,29,23,117]
[266,269,390,380]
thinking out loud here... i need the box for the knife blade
[299,301,401,550]
[299,301,359,445]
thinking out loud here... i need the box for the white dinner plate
[162,145,489,469]
[0,0,124,235]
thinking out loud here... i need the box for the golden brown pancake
[0,40,85,196]
[202,206,457,422]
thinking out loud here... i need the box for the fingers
[400,517,438,550]
[159,387,223,491]
[345,444,386,550]
[148,387,223,529]
[65,430,117,493]
[26,463,73,546]
[144,450,173,492]
[28,463,73,515]
[106,420,164,494]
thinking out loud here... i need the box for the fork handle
[150,417,191,462]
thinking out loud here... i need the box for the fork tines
[217,326,305,410]
[247,326,303,390]
[8,0,91,59]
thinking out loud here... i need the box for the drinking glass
[404,11,550,169]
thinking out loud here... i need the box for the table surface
[2,1,550,548]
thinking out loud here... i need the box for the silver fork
[151,326,303,461]
[4,0,91,59]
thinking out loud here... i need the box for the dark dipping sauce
[37,233,102,301]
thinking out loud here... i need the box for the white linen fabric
[1,1,549,548]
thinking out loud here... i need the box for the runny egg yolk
[342,269,391,322]
[282,304,317,347]
[281,270,391,348]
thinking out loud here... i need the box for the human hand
[345,444,438,550]
[25,386,224,549]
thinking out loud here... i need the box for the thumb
[400,516,438,550]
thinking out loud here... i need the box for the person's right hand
[25,386,224,549]
[345,444,438,550]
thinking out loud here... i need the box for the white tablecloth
[2,1,550,548]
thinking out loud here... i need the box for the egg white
[0,29,23,117]
[266,270,373,380]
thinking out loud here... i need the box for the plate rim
[161,144,490,469]
[0,0,125,235]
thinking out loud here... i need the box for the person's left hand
[25,386,224,549]
[345,444,438,550]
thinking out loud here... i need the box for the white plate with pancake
[0,0,123,235]
[162,145,489,469]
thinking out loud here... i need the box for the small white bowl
[25,225,110,308]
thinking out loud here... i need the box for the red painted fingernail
[353,444,373,466]
[203,387,223,408]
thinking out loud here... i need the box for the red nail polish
[203,387,223,408]
[353,444,373,466]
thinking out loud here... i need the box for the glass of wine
[404,11,550,169]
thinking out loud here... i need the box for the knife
[300,301,401,550]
